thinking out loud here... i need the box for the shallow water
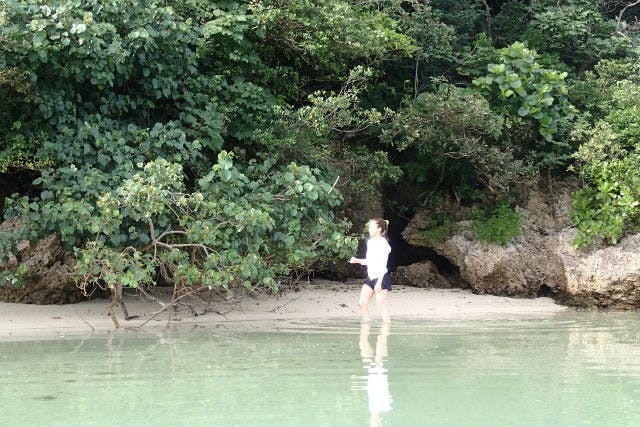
[3,311,640,426]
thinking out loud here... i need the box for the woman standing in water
[349,218,391,322]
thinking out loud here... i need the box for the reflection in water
[358,323,393,427]
[7,315,640,426]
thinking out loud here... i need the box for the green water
[3,312,640,427]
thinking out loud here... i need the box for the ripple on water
[2,311,640,426]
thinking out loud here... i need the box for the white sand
[0,280,568,338]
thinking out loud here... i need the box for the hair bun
[371,217,387,235]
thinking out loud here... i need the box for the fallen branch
[137,285,167,308]
[270,295,301,313]
[78,314,95,332]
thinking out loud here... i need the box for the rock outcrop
[392,260,458,289]
[403,180,640,308]
[0,225,81,304]
[553,230,640,308]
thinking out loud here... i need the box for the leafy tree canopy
[2,0,640,301]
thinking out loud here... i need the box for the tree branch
[617,0,640,26]
[155,241,212,256]
[482,0,492,39]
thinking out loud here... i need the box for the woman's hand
[374,279,382,293]
[349,257,359,264]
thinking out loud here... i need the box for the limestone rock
[432,234,532,296]
[0,230,82,304]
[392,261,452,289]
[403,179,640,308]
[553,230,640,309]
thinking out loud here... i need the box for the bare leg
[374,289,390,323]
[359,323,374,360]
[359,285,374,322]
[375,322,390,364]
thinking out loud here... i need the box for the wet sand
[0,280,567,338]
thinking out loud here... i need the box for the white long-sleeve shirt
[364,237,391,280]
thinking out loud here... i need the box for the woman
[349,218,391,322]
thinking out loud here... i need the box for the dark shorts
[364,273,391,292]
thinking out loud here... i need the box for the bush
[471,200,522,245]
[472,41,576,145]
[0,0,362,299]
[6,153,357,295]
[383,84,530,195]
[569,60,640,247]
[420,216,456,246]
[571,121,640,248]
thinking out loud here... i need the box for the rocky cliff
[403,181,640,309]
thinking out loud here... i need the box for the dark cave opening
[384,206,461,283]
[537,284,554,298]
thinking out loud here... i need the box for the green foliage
[420,216,456,247]
[171,0,264,74]
[492,1,529,47]
[3,0,199,114]
[0,132,50,173]
[430,0,486,47]
[571,120,640,248]
[392,2,455,93]
[569,49,640,249]
[383,84,532,195]
[258,67,402,193]
[9,153,357,294]
[0,223,29,288]
[0,0,359,298]
[608,107,640,146]
[472,42,576,143]
[256,0,414,101]
[0,263,29,288]
[75,243,157,292]
[471,200,523,246]
[0,226,20,266]
[568,58,640,120]
[523,0,629,69]
[0,0,278,166]
[3,0,640,302]
[492,1,630,69]
[457,33,501,78]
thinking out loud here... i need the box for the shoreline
[0,279,568,339]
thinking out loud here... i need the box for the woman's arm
[349,257,367,265]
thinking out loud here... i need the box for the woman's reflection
[359,322,392,427]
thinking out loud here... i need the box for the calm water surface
[3,311,640,426]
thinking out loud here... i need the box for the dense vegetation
[1,0,639,299]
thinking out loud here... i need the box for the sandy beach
[0,279,568,339]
